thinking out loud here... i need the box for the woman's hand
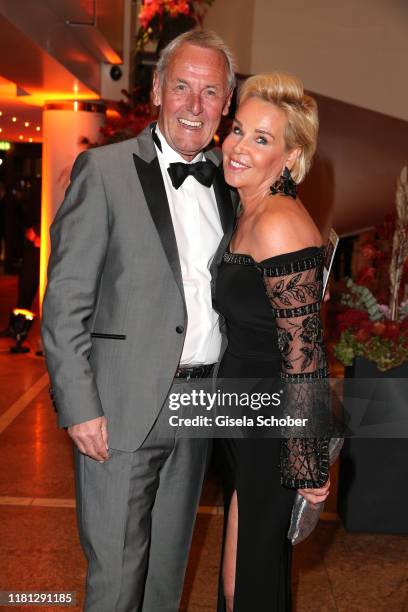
[297,476,330,508]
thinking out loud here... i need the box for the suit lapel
[132,127,184,300]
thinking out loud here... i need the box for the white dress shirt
[154,125,223,365]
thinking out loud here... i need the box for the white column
[39,101,106,308]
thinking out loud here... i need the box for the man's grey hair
[156,30,236,92]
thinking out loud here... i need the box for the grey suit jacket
[41,124,237,451]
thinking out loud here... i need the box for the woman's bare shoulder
[255,196,322,258]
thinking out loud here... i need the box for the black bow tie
[167,160,217,190]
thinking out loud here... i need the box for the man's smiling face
[153,43,232,161]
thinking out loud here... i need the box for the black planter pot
[338,357,408,534]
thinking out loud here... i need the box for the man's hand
[298,476,330,509]
[68,416,109,462]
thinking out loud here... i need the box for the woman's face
[222,97,298,194]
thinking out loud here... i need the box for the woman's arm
[262,247,330,490]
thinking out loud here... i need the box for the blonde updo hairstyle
[238,73,318,183]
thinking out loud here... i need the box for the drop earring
[270,166,297,199]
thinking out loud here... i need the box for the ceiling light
[36,126,41,131]
[12,117,17,122]
[24,122,29,127]
[19,135,23,140]
[28,138,33,143]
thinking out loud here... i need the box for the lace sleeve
[262,249,330,489]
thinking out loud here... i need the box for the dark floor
[0,275,407,611]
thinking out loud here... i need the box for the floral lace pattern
[262,250,330,489]
[277,314,324,372]
[263,259,328,378]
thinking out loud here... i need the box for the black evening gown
[214,245,329,612]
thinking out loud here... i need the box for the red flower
[139,0,192,28]
[356,267,376,285]
[371,321,386,336]
[355,328,371,343]
[139,0,164,29]
[166,0,191,16]
[386,322,400,341]
[337,309,369,332]
[400,318,408,334]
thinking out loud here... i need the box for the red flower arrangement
[338,310,408,343]
[137,0,214,51]
[139,0,191,29]
[335,305,408,370]
[334,167,408,371]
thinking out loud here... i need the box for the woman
[214,72,331,611]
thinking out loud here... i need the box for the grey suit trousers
[74,380,210,612]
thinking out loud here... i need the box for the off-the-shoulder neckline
[226,245,324,266]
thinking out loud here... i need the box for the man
[42,30,236,611]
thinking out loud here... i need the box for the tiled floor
[1,275,407,611]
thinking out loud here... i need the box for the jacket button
[176,325,184,334]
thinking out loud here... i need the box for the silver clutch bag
[287,437,344,545]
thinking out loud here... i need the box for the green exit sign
[0,141,11,150]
